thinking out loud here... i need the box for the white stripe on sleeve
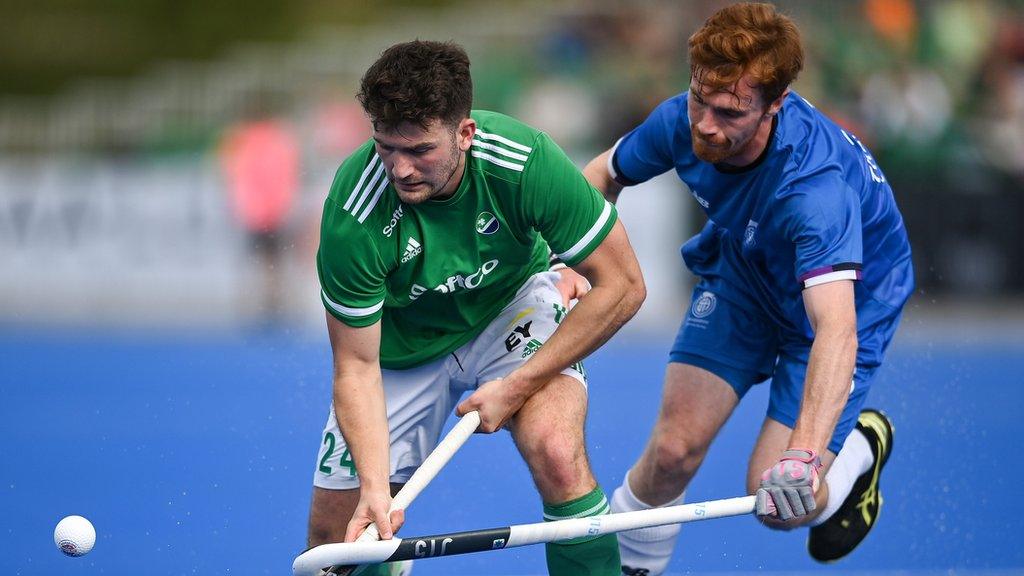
[557,201,613,263]
[606,137,624,181]
[322,289,384,318]
[803,269,859,288]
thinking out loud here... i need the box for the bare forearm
[333,372,390,491]
[790,326,858,454]
[511,280,643,391]
[583,151,623,204]
[510,220,644,390]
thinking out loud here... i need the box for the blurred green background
[1,0,1022,329]
[0,0,457,95]
[3,5,1023,575]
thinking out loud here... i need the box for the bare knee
[509,375,593,502]
[636,362,737,492]
[522,435,591,498]
[650,432,707,482]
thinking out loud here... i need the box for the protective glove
[755,448,821,521]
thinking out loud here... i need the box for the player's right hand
[755,449,821,521]
[345,490,405,541]
[457,377,528,433]
[553,267,590,307]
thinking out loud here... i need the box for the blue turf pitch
[2,327,1022,575]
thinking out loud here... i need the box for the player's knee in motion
[522,433,590,497]
[647,431,709,488]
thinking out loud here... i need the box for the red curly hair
[688,3,803,105]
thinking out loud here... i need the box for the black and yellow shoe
[808,409,894,562]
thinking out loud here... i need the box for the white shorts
[313,272,587,490]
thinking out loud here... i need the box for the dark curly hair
[689,2,803,105]
[358,40,473,132]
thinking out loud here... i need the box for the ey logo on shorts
[691,291,717,319]
[476,211,499,235]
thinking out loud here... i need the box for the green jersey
[317,110,617,369]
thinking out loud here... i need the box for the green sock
[543,487,621,576]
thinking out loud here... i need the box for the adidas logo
[401,237,422,263]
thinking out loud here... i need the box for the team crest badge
[475,211,499,235]
[691,291,717,319]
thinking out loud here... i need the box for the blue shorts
[670,280,877,455]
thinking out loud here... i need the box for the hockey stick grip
[322,411,481,575]
[357,410,480,542]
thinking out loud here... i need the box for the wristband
[782,448,822,470]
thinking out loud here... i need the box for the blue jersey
[611,91,914,366]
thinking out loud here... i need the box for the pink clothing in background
[220,120,299,233]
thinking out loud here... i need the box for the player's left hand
[755,449,822,521]
[345,488,405,542]
[456,377,528,433]
[553,267,590,308]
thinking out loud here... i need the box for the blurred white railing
[0,1,690,331]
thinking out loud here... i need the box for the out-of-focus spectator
[515,77,599,153]
[309,98,372,161]
[860,64,953,146]
[219,99,299,322]
[928,0,998,100]
[865,0,919,55]
[972,15,1024,177]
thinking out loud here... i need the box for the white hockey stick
[294,495,755,575]
[320,410,481,576]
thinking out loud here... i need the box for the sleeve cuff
[608,138,640,187]
[555,200,618,266]
[799,263,862,289]
[321,289,384,326]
